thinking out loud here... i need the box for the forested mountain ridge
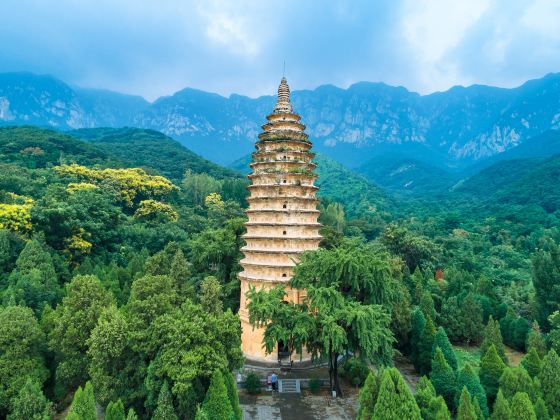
[2,71,560,167]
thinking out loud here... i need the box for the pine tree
[461,293,483,344]
[455,365,488,418]
[479,344,506,405]
[420,291,437,322]
[538,349,560,417]
[473,397,484,420]
[499,367,534,402]
[480,316,508,364]
[432,327,458,371]
[126,408,139,420]
[153,381,178,420]
[456,387,477,420]
[410,308,426,367]
[492,390,511,420]
[520,347,542,378]
[415,376,436,420]
[68,381,96,420]
[202,371,234,420]
[430,347,457,410]
[526,321,547,358]
[534,397,550,420]
[7,378,53,420]
[105,399,125,420]
[372,368,421,420]
[358,370,381,420]
[224,372,242,420]
[418,317,437,375]
[427,395,451,420]
[510,392,536,420]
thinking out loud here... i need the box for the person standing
[271,371,278,392]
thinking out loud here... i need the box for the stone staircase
[278,379,300,393]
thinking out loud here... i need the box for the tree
[153,381,178,420]
[170,249,194,300]
[538,349,560,417]
[372,368,421,420]
[455,365,488,418]
[456,387,477,420]
[526,321,547,358]
[532,242,560,331]
[534,397,550,420]
[358,370,381,420]
[410,308,426,366]
[430,347,457,410]
[420,291,437,322]
[460,293,483,344]
[480,316,508,364]
[0,306,48,417]
[491,390,511,420]
[510,392,536,420]
[499,367,534,402]
[520,347,542,378]
[202,371,234,420]
[428,396,451,420]
[105,399,126,420]
[224,371,242,420]
[415,376,436,420]
[417,317,437,375]
[7,378,53,420]
[68,382,96,420]
[549,311,560,354]
[439,296,464,342]
[432,327,458,371]
[50,274,114,393]
[479,345,506,405]
[200,276,223,315]
[126,408,139,420]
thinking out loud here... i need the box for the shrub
[309,378,321,394]
[339,357,370,387]
[243,372,261,395]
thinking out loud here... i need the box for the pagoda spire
[273,77,293,114]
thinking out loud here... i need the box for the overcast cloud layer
[1,0,560,101]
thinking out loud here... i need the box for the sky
[1,0,560,101]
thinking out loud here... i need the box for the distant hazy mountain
[1,71,560,167]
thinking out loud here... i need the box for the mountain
[2,71,560,167]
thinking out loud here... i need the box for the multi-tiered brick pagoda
[239,77,322,363]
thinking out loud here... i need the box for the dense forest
[1,125,560,419]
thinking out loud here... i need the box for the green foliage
[480,316,508,364]
[532,242,560,330]
[526,321,547,358]
[202,371,234,420]
[549,311,560,354]
[417,317,437,375]
[126,408,139,420]
[456,387,477,420]
[420,291,437,322]
[153,381,178,420]
[358,370,381,420]
[243,372,261,395]
[105,399,126,420]
[309,378,322,394]
[520,347,542,378]
[339,357,370,387]
[534,397,550,420]
[372,368,421,420]
[499,367,534,403]
[68,381,96,420]
[538,349,560,417]
[460,293,484,345]
[432,327,458,371]
[455,364,488,418]
[224,372,242,420]
[410,308,426,366]
[200,275,223,315]
[491,390,511,420]
[427,395,451,420]
[479,345,506,406]
[415,376,436,420]
[510,392,536,420]
[430,347,457,410]
[6,378,52,420]
[380,224,439,271]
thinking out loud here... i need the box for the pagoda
[238,78,321,363]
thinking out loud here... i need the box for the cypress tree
[520,347,542,378]
[432,327,458,371]
[526,321,547,358]
[195,406,210,420]
[499,367,534,402]
[7,378,53,420]
[418,317,437,375]
[479,344,506,405]
[420,291,437,322]
[455,365,488,418]
[410,308,426,366]
[358,371,381,420]
[473,397,484,420]
[202,371,234,420]
[223,372,242,420]
[372,368,421,420]
[534,397,550,420]
[460,293,483,344]
[126,408,139,420]
[415,376,436,420]
[427,395,450,420]
[480,316,508,364]
[68,381,96,420]
[153,381,178,420]
[510,392,536,420]
[538,349,560,417]
[105,399,125,420]
[491,390,511,420]
[456,387,477,420]
[430,347,457,410]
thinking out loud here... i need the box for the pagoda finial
[273,77,293,114]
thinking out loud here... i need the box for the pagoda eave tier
[257,132,310,143]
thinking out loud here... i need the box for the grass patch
[453,345,482,372]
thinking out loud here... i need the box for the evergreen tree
[420,291,437,322]
[410,308,426,366]
[538,349,560,417]
[532,242,560,331]
[358,370,381,420]
[427,395,451,420]
[520,347,542,378]
[460,293,483,344]
[430,347,457,410]
[510,392,536,420]
[479,344,506,405]
[473,397,484,420]
[526,321,547,358]
[202,371,234,420]
[170,249,194,299]
[224,371,242,420]
[125,408,138,420]
[440,296,464,342]
[200,276,223,315]
[105,399,125,420]
[491,390,511,420]
[480,316,508,364]
[7,378,53,420]
[415,376,436,420]
[418,317,437,375]
[372,368,421,420]
[195,406,210,420]
[153,381,178,420]
[455,365,488,417]
[456,387,477,420]
[432,327,458,371]
[68,382,96,420]
[534,397,550,420]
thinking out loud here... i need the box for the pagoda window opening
[282,202,287,209]
[283,230,287,235]
[282,273,287,278]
